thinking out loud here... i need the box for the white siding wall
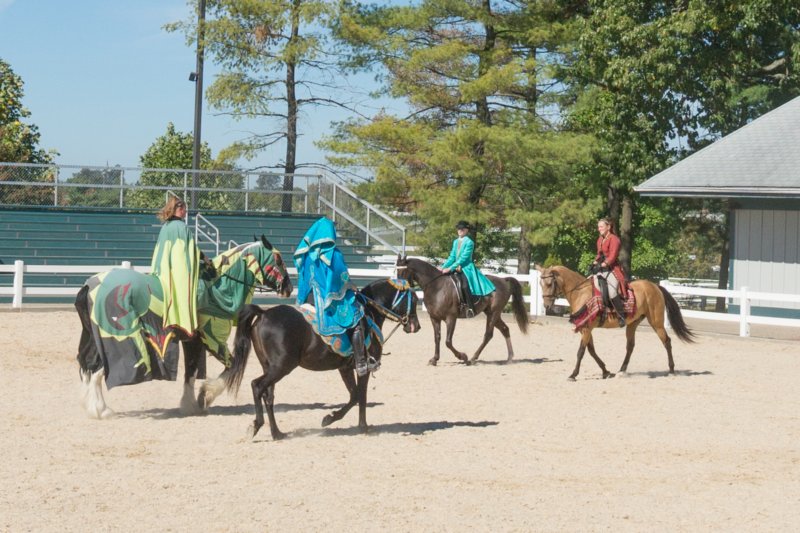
[732,208,800,310]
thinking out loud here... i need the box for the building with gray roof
[636,96,800,318]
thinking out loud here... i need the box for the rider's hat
[455,220,470,230]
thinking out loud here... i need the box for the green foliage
[0,58,54,205]
[327,0,597,265]
[127,123,241,210]
[62,167,123,208]
[0,58,53,164]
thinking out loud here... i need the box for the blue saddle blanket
[299,304,383,357]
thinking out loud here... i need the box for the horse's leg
[654,326,675,374]
[356,372,371,432]
[429,318,443,366]
[322,368,358,427]
[644,305,676,374]
[198,370,228,411]
[82,369,114,419]
[585,333,614,379]
[249,364,291,440]
[443,316,469,364]
[180,337,204,415]
[468,312,494,364]
[619,316,645,374]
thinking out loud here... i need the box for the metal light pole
[190,0,206,209]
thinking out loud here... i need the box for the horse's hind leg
[469,313,499,364]
[250,365,291,440]
[619,316,645,374]
[654,326,675,374]
[644,308,676,374]
[82,369,114,419]
[322,368,358,427]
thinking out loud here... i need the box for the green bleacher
[0,208,392,304]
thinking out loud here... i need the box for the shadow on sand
[253,419,500,441]
[117,401,386,420]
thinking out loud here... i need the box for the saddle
[451,272,476,319]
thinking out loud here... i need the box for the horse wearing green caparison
[75,237,292,419]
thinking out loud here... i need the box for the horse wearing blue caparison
[75,237,292,419]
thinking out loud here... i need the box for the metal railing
[0,162,406,254]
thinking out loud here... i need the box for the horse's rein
[219,271,282,293]
[363,289,414,344]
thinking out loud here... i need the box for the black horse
[226,278,421,440]
[395,255,529,365]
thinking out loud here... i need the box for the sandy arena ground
[1,308,798,532]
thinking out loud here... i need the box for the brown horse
[396,255,528,365]
[536,265,695,380]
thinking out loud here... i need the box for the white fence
[2,261,799,337]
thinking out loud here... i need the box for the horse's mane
[405,257,440,277]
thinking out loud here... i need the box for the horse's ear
[253,234,258,242]
[534,264,544,273]
[260,235,273,250]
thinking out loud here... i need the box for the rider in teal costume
[440,220,496,317]
[294,217,376,376]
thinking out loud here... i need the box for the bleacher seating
[0,208,392,303]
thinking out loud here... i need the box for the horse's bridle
[540,271,593,300]
[362,287,415,344]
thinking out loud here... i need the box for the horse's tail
[225,304,262,396]
[659,285,696,343]
[506,276,529,334]
[74,284,103,377]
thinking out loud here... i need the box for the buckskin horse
[225,278,420,440]
[536,264,695,380]
[395,255,528,365]
[74,237,292,418]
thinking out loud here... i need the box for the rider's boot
[460,278,474,318]
[351,325,379,376]
[611,295,627,327]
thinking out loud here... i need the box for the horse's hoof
[567,376,576,382]
[246,424,258,440]
[272,430,287,441]
[617,371,629,378]
[603,372,615,379]
[321,414,335,427]
[197,391,208,411]
[428,358,438,366]
[99,407,115,420]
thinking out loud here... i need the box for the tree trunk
[517,226,531,274]
[282,1,301,213]
[619,194,633,275]
[715,207,732,312]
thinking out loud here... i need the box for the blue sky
[0,0,383,171]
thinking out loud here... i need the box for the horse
[225,278,421,440]
[395,255,528,365]
[74,237,292,419]
[535,264,695,380]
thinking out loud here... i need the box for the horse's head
[395,254,417,286]
[255,236,293,298]
[362,278,421,334]
[535,264,560,311]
